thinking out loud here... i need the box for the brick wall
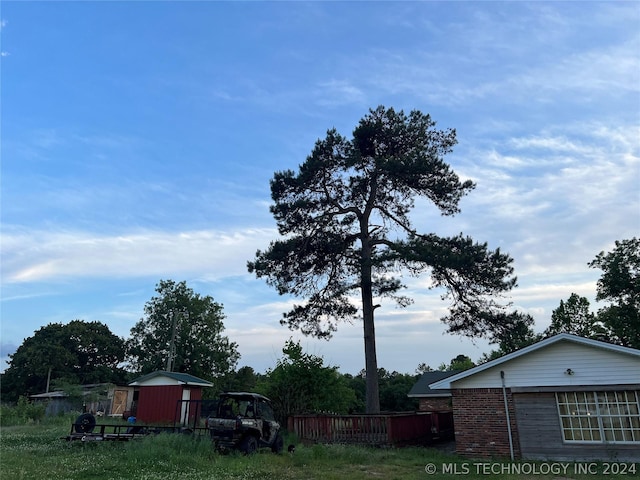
[452,388,521,458]
[418,397,452,412]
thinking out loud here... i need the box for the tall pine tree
[249,107,516,412]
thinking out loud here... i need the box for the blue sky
[2,2,639,376]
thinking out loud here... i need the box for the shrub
[0,397,46,426]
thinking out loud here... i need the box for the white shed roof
[129,371,213,387]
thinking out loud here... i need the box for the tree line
[0,275,471,413]
[1,236,636,413]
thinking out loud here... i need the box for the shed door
[180,389,191,425]
[112,390,128,416]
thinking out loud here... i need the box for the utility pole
[46,366,52,393]
[166,310,178,372]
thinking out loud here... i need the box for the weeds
[0,423,637,480]
[0,397,47,426]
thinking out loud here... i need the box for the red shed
[129,371,213,425]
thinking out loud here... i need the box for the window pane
[557,390,640,444]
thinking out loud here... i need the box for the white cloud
[315,79,367,107]
[509,135,593,155]
[498,41,640,100]
[464,120,638,218]
[354,8,639,108]
[2,227,278,283]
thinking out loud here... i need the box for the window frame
[556,390,640,444]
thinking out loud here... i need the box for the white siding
[136,376,182,386]
[453,342,640,389]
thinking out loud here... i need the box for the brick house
[407,370,458,411]
[429,333,640,461]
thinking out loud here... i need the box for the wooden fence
[288,411,453,447]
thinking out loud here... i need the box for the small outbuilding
[407,370,458,412]
[429,333,640,461]
[30,383,133,417]
[129,371,213,425]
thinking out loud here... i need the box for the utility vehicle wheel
[240,435,258,455]
[74,413,96,433]
[271,433,284,454]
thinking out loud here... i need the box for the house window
[556,391,640,443]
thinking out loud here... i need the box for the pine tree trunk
[360,236,380,414]
[363,306,380,413]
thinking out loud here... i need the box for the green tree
[258,339,357,424]
[415,362,434,374]
[491,311,539,352]
[544,293,606,339]
[480,311,540,362]
[589,238,640,348]
[126,280,240,384]
[345,368,422,412]
[378,369,420,412]
[220,366,261,393]
[342,373,366,412]
[248,106,516,413]
[1,320,126,403]
[438,354,475,372]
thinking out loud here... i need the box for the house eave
[429,333,640,390]
[509,384,640,393]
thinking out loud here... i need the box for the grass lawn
[1,421,637,480]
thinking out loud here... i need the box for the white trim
[429,334,640,390]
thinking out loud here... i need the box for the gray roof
[407,371,459,398]
[30,391,67,399]
[30,383,116,399]
[129,371,213,387]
